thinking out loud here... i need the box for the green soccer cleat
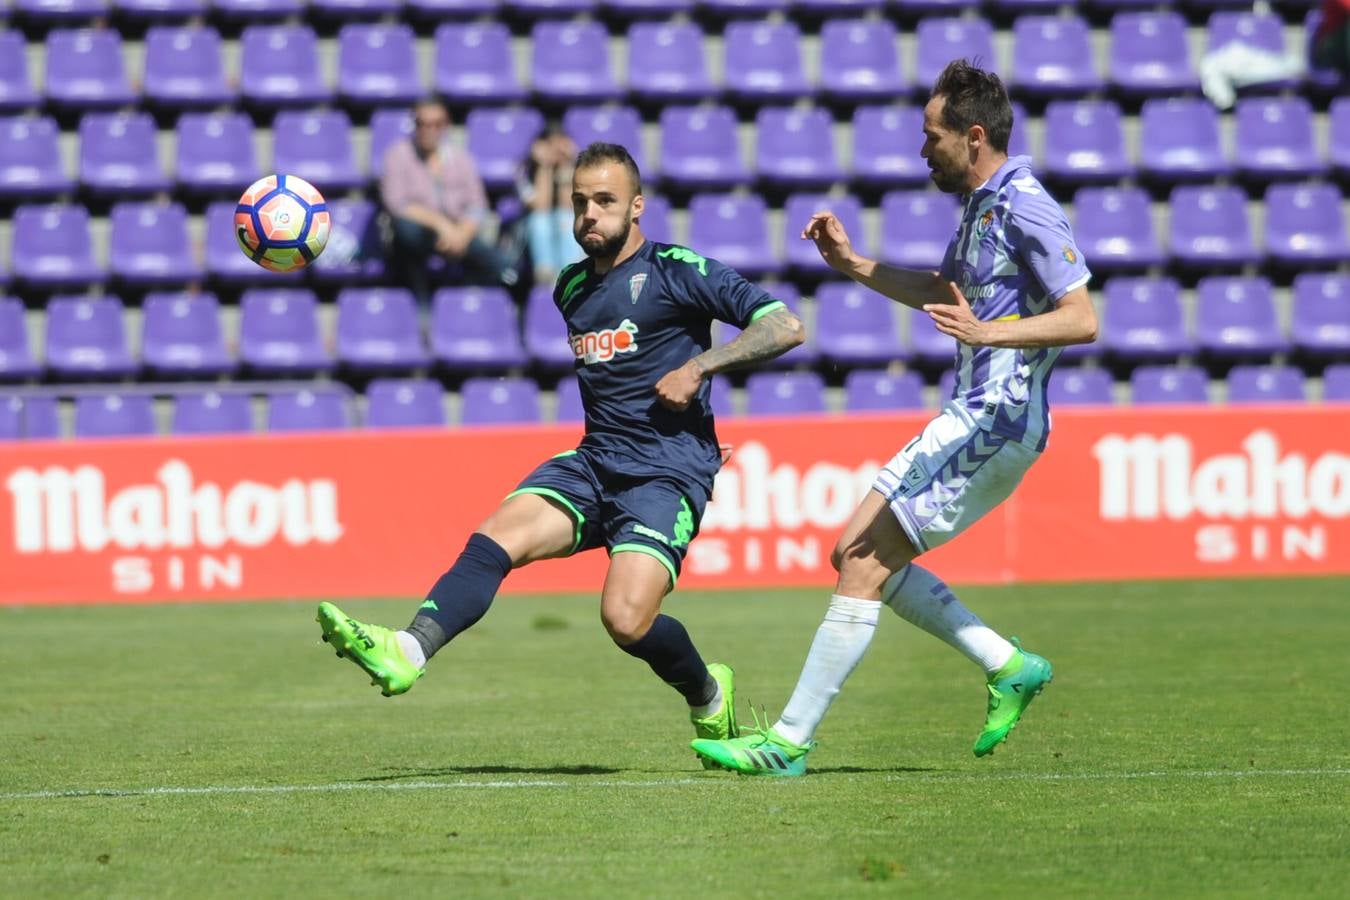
[316,601,423,697]
[691,725,813,777]
[691,663,738,769]
[974,637,1053,757]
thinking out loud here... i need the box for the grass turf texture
[3,577,1348,898]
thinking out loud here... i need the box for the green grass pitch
[3,577,1348,898]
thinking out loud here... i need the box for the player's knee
[601,605,647,646]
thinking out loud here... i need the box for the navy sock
[618,614,717,707]
[405,533,512,660]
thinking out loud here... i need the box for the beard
[928,163,965,194]
[577,213,633,260]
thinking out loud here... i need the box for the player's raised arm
[802,212,947,310]
[924,281,1098,349]
[654,307,804,411]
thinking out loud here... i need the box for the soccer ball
[234,174,330,273]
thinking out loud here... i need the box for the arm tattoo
[692,308,806,377]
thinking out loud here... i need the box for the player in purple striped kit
[694,60,1099,776]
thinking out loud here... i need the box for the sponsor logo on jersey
[656,246,708,275]
[960,270,998,300]
[571,319,639,364]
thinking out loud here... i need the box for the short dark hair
[575,142,642,195]
[931,60,1013,154]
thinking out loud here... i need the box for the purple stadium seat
[336,287,431,373]
[1101,277,1193,363]
[365,379,446,429]
[1195,276,1288,360]
[562,106,648,176]
[604,0,693,17]
[851,106,928,188]
[531,21,620,105]
[46,295,136,380]
[1234,97,1323,181]
[141,292,232,377]
[312,0,401,16]
[459,377,541,426]
[844,369,925,412]
[819,18,906,103]
[755,107,842,190]
[0,297,39,381]
[214,0,303,18]
[712,282,814,369]
[238,288,333,376]
[935,368,958,404]
[369,109,413,176]
[1011,16,1101,98]
[687,194,775,278]
[745,371,826,417]
[433,23,525,106]
[5,395,60,439]
[0,395,21,439]
[408,0,497,16]
[1227,365,1307,404]
[431,286,528,371]
[638,194,672,243]
[108,202,202,288]
[1168,185,1256,270]
[1130,365,1210,406]
[815,282,904,368]
[1042,101,1130,185]
[1071,187,1164,272]
[1264,183,1349,269]
[0,31,39,113]
[505,0,597,15]
[114,0,208,18]
[915,18,995,91]
[554,374,584,423]
[204,201,304,286]
[172,390,253,435]
[1207,11,1297,90]
[11,204,104,289]
[722,20,809,105]
[625,21,713,104]
[659,105,747,192]
[1109,10,1197,97]
[338,23,421,107]
[267,387,351,432]
[143,26,233,109]
[312,199,385,284]
[239,25,331,109]
[701,0,788,16]
[45,29,135,110]
[1291,273,1350,361]
[1324,365,1350,402]
[1331,98,1350,179]
[880,191,960,270]
[75,393,156,439]
[466,107,546,192]
[176,112,257,196]
[1048,367,1114,406]
[523,285,574,369]
[272,109,362,193]
[18,0,109,22]
[79,112,170,196]
[1139,98,1230,183]
[0,116,72,199]
[783,193,864,275]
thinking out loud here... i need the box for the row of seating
[5,273,1347,382]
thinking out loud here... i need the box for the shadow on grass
[356,764,621,781]
[808,765,940,775]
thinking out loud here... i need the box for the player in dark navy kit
[317,143,804,761]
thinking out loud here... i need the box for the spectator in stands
[516,125,582,289]
[379,98,515,306]
[1313,0,1350,76]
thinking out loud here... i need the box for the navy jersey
[553,240,784,483]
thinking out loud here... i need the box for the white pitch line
[1,768,1347,802]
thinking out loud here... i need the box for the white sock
[689,679,723,719]
[773,595,880,747]
[881,565,1014,676]
[396,630,427,669]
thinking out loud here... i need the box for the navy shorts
[508,447,711,586]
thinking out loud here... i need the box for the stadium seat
[1167,185,1257,270]
[1101,277,1193,364]
[1011,15,1102,98]
[1130,365,1210,406]
[465,107,546,192]
[745,371,826,417]
[108,202,203,288]
[1,395,60,440]
[506,0,597,16]
[638,194,673,244]
[851,106,929,189]
[336,287,430,373]
[701,0,787,15]
[365,379,446,429]
[408,0,497,17]
[1071,187,1165,272]
[659,105,747,193]
[604,0,694,17]
[783,192,864,275]
[879,191,960,270]
[1331,98,1350,180]
[238,25,331,109]
[625,21,713,104]
[562,106,648,176]
[433,22,525,106]
[312,0,401,17]
[1108,10,1198,97]
[554,375,584,423]
[915,18,994,91]
[1233,97,1323,181]
[46,295,136,380]
[172,390,253,435]
[819,18,907,103]
[311,199,386,284]
[271,109,363,193]
[141,292,233,378]
[1139,98,1230,184]
[0,297,39,381]
[524,285,574,369]
[0,395,21,439]
[176,112,258,196]
[1227,365,1307,404]
[1195,276,1289,362]
[755,106,843,191]
[814,282,904,368]
[1264,183,1349,269]
[1323,364,1350,402]
[203,201,305,286]
[722,19,809,106]
[1291,273,1350,362]
[369,108,413,175]
[337,23,422,108]
[459,376,541,426]
[0,116,72,199]
[936,368,958,405]
[1048,367,1114,406]
[844,369,925,412]
[686,193,776,278]
[213,0,303,19]
[142,26,233,110]
[45,29,135,110]
[238,288,333,376]
[431,286,528,372]
[74,393,156,439]
[11,204,104,290]
[79,111,170,197]
[0,31,39,112]
[908,310,957,370]
[531,20,620,105]
[1207,10,1298,91]
[1041,100,1130,185]
[114,0,207,18]
[267,387,351,432]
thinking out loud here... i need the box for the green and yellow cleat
[692,726,812,777]
[974,637,1053,757]
[691,663,738,770]
[316,601,423,697]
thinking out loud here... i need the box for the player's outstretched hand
[655,359,704,412]
[923,281,988,346]
[801,212,856,272]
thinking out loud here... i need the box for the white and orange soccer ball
[234,174,330,273]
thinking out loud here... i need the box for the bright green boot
[316,601,423,697]
[974,638,1053,757]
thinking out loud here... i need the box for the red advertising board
[1,405,1346,605]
